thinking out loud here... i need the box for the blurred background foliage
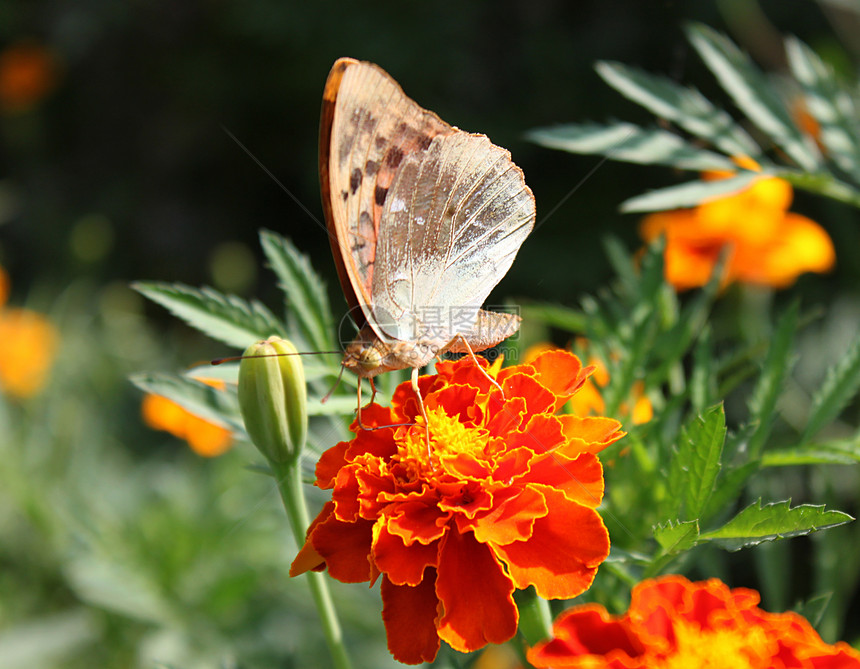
[2,0,860,667]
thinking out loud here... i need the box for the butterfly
[319,57,535,436]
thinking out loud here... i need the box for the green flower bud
[238,336,307,464]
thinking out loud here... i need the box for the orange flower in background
[0,41,59,113]
[524,342,652,426]
[528,575,860,668]
[290,350,625,664]
[141,378,233,457]
[0,265,59,399]
[640,157,835,291]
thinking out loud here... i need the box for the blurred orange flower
[0,41,59,113]
[524,342,652,426]
[640,157,835,291]
[141,378,233,457]
[528,575,860,668]
[290,351,624,664]
[0,265,59,398]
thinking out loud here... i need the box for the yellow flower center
[656,619,772,669]
[395,407,488,475]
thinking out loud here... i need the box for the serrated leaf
[786,36,860,181]
[801,334,860,443]
[654,519,700,555]
[620,172,757,212]
[700,499,853,551]
[670,404,726,520]
[747,302,799,458]
[259,230,336,352]
[686,23,820,172]
[595,60,759,157]
[526,122,736,171]
[133,281,285,349]
[130,372,244,431]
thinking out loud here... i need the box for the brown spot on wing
[350,168,362,194]
[374,186,388,206]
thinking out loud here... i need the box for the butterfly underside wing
[321,57,535,376]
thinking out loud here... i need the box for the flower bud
[238,336,307,464]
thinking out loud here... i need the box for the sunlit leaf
[700,499,853,551]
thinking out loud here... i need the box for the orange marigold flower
[0,307,59,398]
[527,575,860,668]
[141,378,233,457]
[0,41,59,113]
[290,350,625,664]
[640,158,835,291]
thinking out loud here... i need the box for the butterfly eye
[357,346,382,373]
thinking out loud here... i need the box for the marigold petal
[505,414,566,454]
[183,413,233,457]
[381,572,441,664]
[425,382,480,421]
[315,440,350,489]
[518,451,604,508]
[558,415,626,455]
[373,521,439,586]
[470,485,547,545]
[386,500,450,545]
[485,395,527,436]
[496,487,609,599]
[306,512,374,583]
[528,605,645,668]
[289,500,335,576]
[0,308,58,397]
[528,349,590,410]
[436,529,518,653]
[141,394,187,433]
[499,372,556,416]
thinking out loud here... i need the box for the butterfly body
[320,57,534,392]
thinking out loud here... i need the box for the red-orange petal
[496,487,609,599]
[381,572,442,664]
[528,350,590,410]
[469,485,548,545]
[518,451,604,508]
[307,513,374,583]
[436,529,518,652]
[558,415,626,455]
[373,521,440,586]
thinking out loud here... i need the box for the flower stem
[271,459,352,669]
[515,587,553,646]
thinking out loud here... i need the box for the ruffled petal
[496,487,609,599]
[469,485,547,545]
[529,349,591,410]
[558,415,626,455]
[306,511,374,583]
[436,529,518,652]
[372,521,440,586]
[381,572,441,665]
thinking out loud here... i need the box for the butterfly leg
[453,333,506,399]
[411,366,433,461]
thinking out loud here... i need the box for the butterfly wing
[370,131,535,343]
[320,58,454,333]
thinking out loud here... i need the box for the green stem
[515,587,553,647]
[271,459,352,669]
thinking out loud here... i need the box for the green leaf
[762,440,860,467]
[521,303,588,334]
[130,372,244,432]
[526,122,736,171]
[690,327,716,412]
[786,36,860,181]
[620,172,757,212]
[654,520,700,555]
[801,333,860,443]
[700,499,853,551]
[595,60,758,157]
[685,23,820,172]
[702,461,760,521]
[133,281,285,349]
[259,230,336,352]
[670,404,726,521]
[746,302,799,458]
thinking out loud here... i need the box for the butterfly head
[342,338,387,378]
